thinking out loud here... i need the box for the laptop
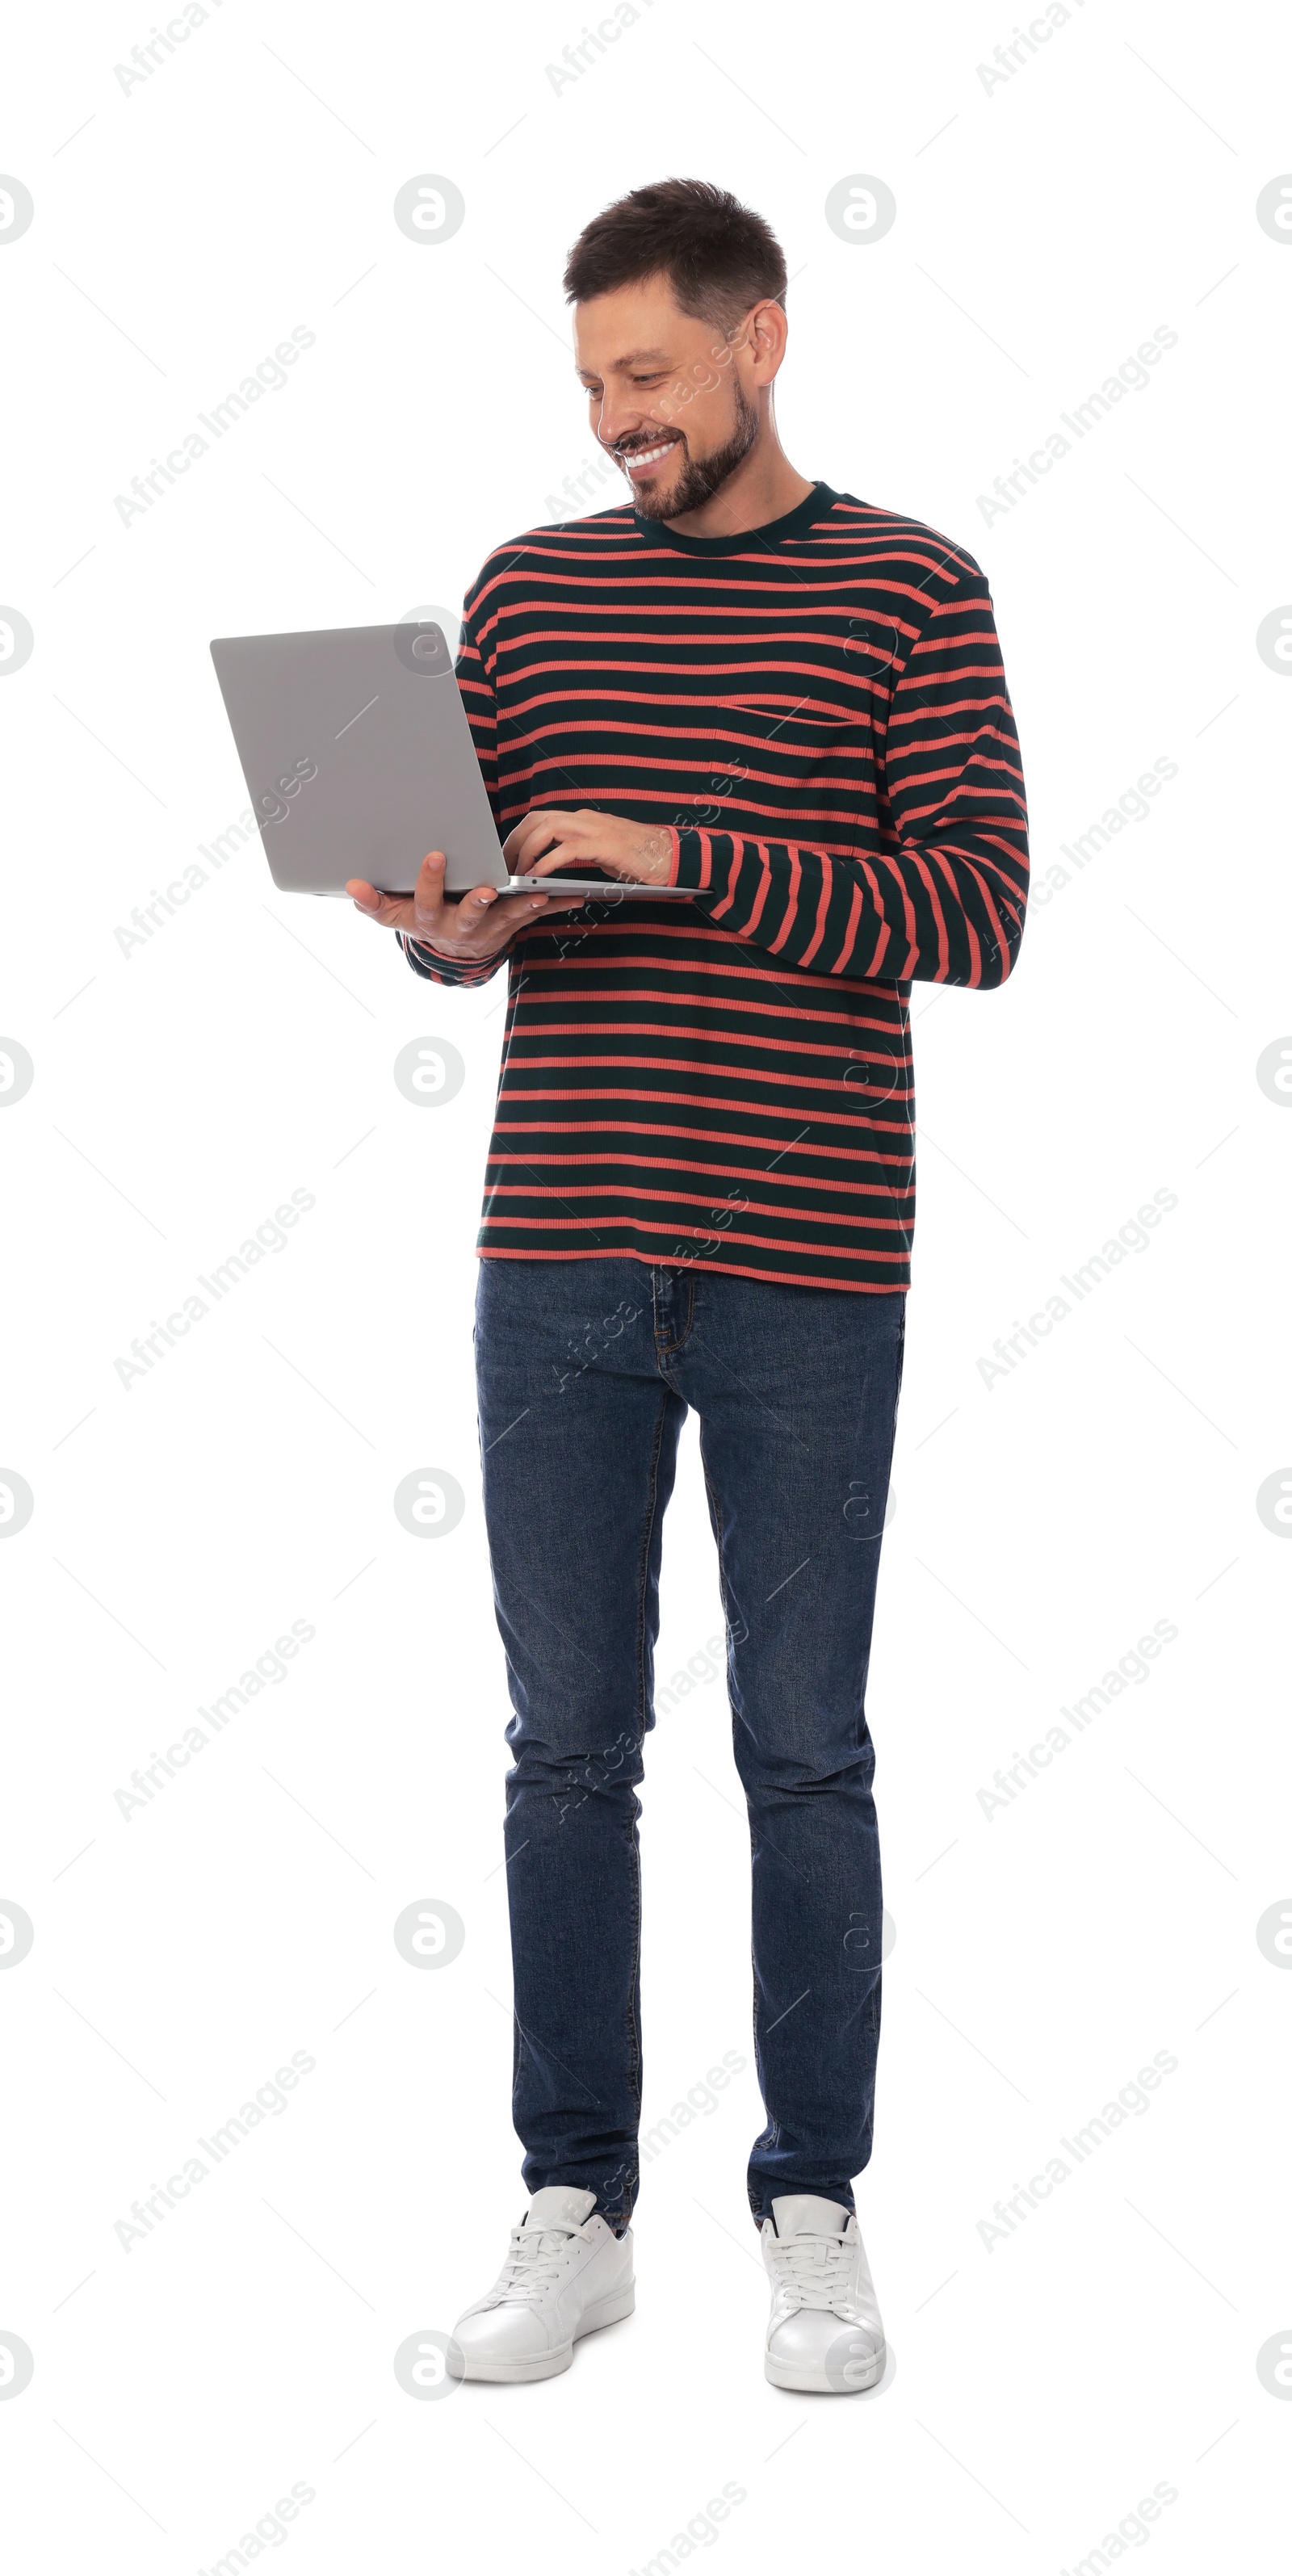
[208,621,695,899]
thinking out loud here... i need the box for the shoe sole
[459,2280,636,2383]
[765,2340,886,2394]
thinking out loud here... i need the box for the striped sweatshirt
[401,480,1029,1294]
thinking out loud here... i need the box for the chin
[632,475,682,522]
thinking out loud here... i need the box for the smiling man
[348,177,1030,2391]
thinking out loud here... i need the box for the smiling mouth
[615,436,682,477]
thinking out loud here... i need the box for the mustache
[608,431,684,458]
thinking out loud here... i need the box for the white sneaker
[761,2194,886,2393]
[452,2185,635,2382]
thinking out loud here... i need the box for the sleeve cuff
[399,930,480,981]
[669,829,710,891]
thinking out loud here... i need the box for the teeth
[623,442,676,466]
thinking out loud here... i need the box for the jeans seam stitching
[623,1383,673,2151]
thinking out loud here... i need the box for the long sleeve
[401,929,505,987]
[399,587,510,989]
[665,569,1029,988]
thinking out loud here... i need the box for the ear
[745,296,789,383]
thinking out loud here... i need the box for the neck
[662,419,816,539]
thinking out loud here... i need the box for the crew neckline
[632,480,838,555]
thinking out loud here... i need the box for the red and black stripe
[401,480,1029,1293]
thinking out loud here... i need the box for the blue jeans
[474,1254,906,2228]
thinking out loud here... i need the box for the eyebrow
[575,349,671,375]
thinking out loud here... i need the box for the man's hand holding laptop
[346,808,674,959]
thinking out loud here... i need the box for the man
[349,178,1028,2390]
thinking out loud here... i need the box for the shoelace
[493,2225,579,2302]
[768,2230,854,2313]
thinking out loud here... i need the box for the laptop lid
[209,621,506,896]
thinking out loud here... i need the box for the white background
[2,0,1290,2567]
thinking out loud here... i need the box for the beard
[627,380,761,522]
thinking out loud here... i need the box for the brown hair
[562,178,787,330]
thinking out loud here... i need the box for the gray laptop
[208,620,694,899]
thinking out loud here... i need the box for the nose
[595,392,665,453]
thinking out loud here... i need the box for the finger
[455,885,583,956]
[411,885,501,951]
[456,885,503,923]
[408,850,458,942]
[505,810,568,871]
[347,850,448,933]
[485,885,586,931]
[503,812,563,865]
[346,879,416,929]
